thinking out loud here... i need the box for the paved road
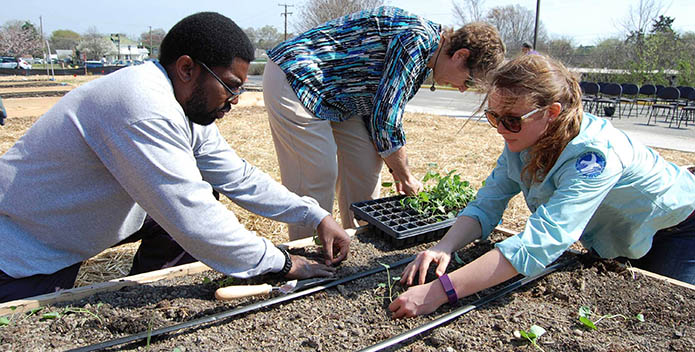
[247,76,693,153]
[407,89,694,153]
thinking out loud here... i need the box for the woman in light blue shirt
[389,54,695,318]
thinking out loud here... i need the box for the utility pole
[278,3,293,40]
[533,0,540,49]
[110,33,121,62]
[40,16,50,76]
[149,26,153,58]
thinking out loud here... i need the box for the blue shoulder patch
[575,151,606,178]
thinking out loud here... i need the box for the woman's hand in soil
[400,249,451,286]
[316,215,351,265]
[389,280,448,318]
[285,254,336,279]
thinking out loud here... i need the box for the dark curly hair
[159,12,254,67]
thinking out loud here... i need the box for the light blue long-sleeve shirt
[0,61,329,279]
[461,113,695,276]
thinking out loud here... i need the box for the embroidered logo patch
[575,151,606,178]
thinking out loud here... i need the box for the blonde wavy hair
[486,54,584,183]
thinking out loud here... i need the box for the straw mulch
[1,87,693,287]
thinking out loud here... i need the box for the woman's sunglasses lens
[501,118,522,132]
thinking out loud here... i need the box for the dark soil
[1,230,694,352]
[0,82,65,88]
[0,91,68,99]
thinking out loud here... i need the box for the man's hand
[316,216,350,265]
[284,254,336,279]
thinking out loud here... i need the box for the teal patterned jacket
[267,6,441,156]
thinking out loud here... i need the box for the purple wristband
[438,273,458,305]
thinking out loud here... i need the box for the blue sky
[2,0,694,46]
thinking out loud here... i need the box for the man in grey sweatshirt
[0,12,350,303]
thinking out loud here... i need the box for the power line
[278,3,294,40]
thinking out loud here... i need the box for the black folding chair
[635,84,657,115]
[580,82,599,114]
[647,87,680,126]
[676,86,695,108]
[594,83,622,118]
[619,83,639,118]
[673,89,695,128]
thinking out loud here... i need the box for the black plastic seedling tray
[351,195,459,248]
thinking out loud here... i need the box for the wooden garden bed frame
[2,225,693,316]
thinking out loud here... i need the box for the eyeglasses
[464,70,476,89]
[484,106,547,133]
[195,60,246,103]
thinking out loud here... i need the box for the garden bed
[1,229,693,351]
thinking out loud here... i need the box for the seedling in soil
[374,262,401,304]
[578,305,644,330]
[517,324,547,352]
[203,276,236,288]
[41,303,103,324]
[384,168,476,223]
[1,306,45,327]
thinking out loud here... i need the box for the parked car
[84,60,104,68]
[17,58,32,70]
[0,57,18,69]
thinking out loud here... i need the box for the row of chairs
[580,82,695,128]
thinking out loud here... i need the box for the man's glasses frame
[484,106,548,133]
[195,60,245,103]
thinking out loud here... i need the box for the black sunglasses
[484,106,547,133]
[195,60,245,103]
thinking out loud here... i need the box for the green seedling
[385,169,475,223]
[578,305,644,330]
[145,319,153,350]
[374,262,401,304]
[203,276,236,288]
[519,324,546,352]
[313,230,321,245]
[0,306,17,327]
[41,303,103,324]
[2,306,45,327]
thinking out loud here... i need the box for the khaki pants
[263,60,383,240]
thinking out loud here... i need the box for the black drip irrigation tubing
[358,256,578,352]
[68,255,416,352]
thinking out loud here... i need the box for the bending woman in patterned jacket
[389,54,695,318]
[263,6,505,240]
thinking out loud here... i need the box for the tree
[77,27,115,60]
[294,0,386,33]
[138,28,166,58]
[543,37,577,66]
[452,0,486,26]
[0,20,43,57]
[50,29,81,50]
[245,25,285,51]
[484,4,547,53]
[621,0,664,45]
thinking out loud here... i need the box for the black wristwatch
[278,247,293,276]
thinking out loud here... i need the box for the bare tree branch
[294,0,387,33]
[452,0,486,26]
[485,4,546,53]
[619,0,665,38]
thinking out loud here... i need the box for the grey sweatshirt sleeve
[192,124,330,231]
[92,117,301,278]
